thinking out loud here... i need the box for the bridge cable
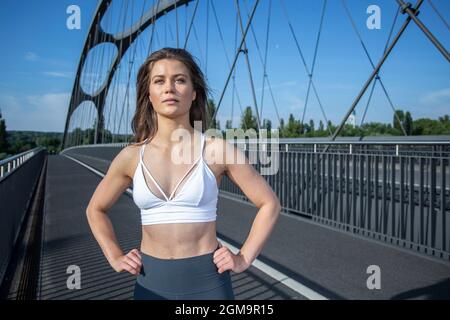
[103,0,124,142]
[210,0,247,130]
[235,14,247,130]
[147,0,162,57]
[90,18,103,144]
[192,24,205,63]
[122,0,149,142]
[341,0,407,136]
[175,1,179,47]
[233,10,247,131]
[183,0,200,49]
[205,0,209,76]
[360,5,401,129]
[99,10,113,144]
[279,0,331,134]
[235,0,262,131]
[102,0,123,142]
[260,0,274,125]
[211,0,260,129]
[300,0,329,135]
[427,0,449,30]
[325,0,425,150]
[114,0,130,139]
[108,1,123,143]
[242,0,282,128]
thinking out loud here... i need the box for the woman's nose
[164,81,175,93]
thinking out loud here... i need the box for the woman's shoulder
[203,134,245,172]
[111,142,143,178]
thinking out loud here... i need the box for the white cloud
[1,92,70,132]
[322,83,356,90]
[255,80,298,92]
[25,52,38,61]
[420,87,450,105]
[43,71,72,78]
[24,51,69,68]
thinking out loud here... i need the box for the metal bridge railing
[0,148,47,286]
[62,137,450,261]
[221,139,450,261]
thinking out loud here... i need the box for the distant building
[347,110,356,127]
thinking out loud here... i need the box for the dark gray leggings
[134,245,235,300]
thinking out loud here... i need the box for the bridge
[1,0,449,300]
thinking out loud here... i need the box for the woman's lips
[163,99,178,104]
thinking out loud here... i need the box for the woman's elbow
[264,197,281,216]
[273,200,282,215]
[85,204,105,221]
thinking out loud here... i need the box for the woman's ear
[192,91,196,101]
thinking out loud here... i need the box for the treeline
[1,104,449,161]
[231,106,450,138]
[0,108,62,160]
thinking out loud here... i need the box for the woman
[86,47,281,300]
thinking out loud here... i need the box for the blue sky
[0,0,449,133]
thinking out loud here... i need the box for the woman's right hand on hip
[111,249,142,275]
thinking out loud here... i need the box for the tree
[279,118,285,131]
[439,115,449,123]
[308,119,315,133]
[240,106,258,131]
[393,110,405,133]
[327,120,335,133]
[284,113,301,137]
[206,99,219,129]
[404,111,413,135]
[318,120,324,132]
[0,108,10,153]
[262,118,272,137]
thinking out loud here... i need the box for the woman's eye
[154,79,163,84]
[176,78,185,83]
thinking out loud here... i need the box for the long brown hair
[131,47,210,145]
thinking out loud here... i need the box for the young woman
[86,47,281,300]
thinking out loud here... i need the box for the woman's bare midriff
[140,221,219,259]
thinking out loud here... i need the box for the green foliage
[0,130,62,160]
[0,108,10,153]
[240,106,258,131]
[231,107,449,138]
[413,116,450,135]
[206,99,219,129]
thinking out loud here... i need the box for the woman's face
[148,58,196,118]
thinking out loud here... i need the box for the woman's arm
[213,138,281,274]
[85,146,142,275]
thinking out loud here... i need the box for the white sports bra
[132,132,219,225]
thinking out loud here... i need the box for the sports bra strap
[139,132,205,202]
[200,132,205,158]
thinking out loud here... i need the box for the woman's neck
[154,119,196,146]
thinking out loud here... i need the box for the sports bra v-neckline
[139,132,206,203]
